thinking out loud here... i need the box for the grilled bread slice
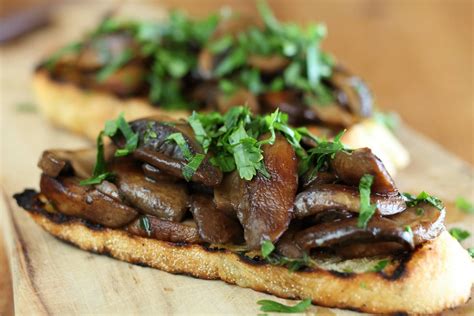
[33,70,409,174]
[15,190,473,315]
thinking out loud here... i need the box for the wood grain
[0,1,472,314]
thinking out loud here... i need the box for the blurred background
[0,1,472,314]
[1,0,471,164]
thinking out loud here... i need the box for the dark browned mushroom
[260,90,317,125]
[247,54,289,74]
[213,170,245,216]
[190,195,243,244]
[126,215,202,243]
[110,158,189,222]
[216,88,260,114]
[329,67,373,118]
[142,163,179,182]
[295,216,414,253]
[237,134,298,249]
[330,148,397,194]
[294,184,406,218]
[93,63,146,97]
[115,117,223,186]
[40,174,138,228]
[388,202,445,245]
[37,149,97,179]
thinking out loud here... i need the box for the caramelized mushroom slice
[77,33,139,70]
[38,149,97,179]
[190,195,243,244]
[40,175,137,228]
[238,134,298,249]
[294,184,406,218]
[388,202,445,245]
[247,54,289,74]
[276,226,305,259]
[329,67,373,118]
[331,148,397,194]
[116,118,222,186]
[93,63,146,96]
[260,91,316,125]
[295,216,414,253]
[142,163,178,182]
[127,215,202,244]
[213,170,245,216]
[216,88,259,114]
[110,158,189,222]
[335,242,404,258]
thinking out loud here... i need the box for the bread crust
[33,70,409,173]
[22,198,473,314]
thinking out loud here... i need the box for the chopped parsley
[79,131,114,185]
[96,49,134,82]
[405,225,413,239]
[261,240,275,259]
[139,216,152,236]
[357,174,377,229]
[15,102,37,113]
[166,133,205,181]
[455,196,474,214]
[449,228,470,242]
[468,248,474,258]
[402,191,444,210]
[371,259,389,272]
[265,253,314,272]
[80,113,138,185]
[257,298,311,313]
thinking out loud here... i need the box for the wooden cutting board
[0,2,473,315]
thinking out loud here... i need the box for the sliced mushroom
[213,170,245,216]
[247,54,289,74]
[260,91,316,125]
[190,195,243,244]
[76,33,139,70]
[216,88,260,114]
[38,149,97,179]
[335,242,404,258]
[330,148,397,194]
[117,117,222,186]
[237,134,298,249]
[142,163,179,183]
[110,158,189,222]
[294,184,406,218]
[40,174,138,228]
[276,226,305,258]
[295,216,415,253]
[93,63,146,96]
[300,171,338,189]
[308,102,357,128]
[126,215,202,243]
[388,202,445,245]
[329,67,373,118]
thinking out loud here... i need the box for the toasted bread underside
[23,203,473,314]
[33,70,409,174]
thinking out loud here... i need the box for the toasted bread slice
[33,70,409,174]
[16,190,473,315]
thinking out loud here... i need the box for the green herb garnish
[455,196,474,214]
[15,102,37,113]
[44,41,82,70]
[257,298,311,313]
[468,248,474,258]
[96,49,134,82]
[79,131,114,185]
[139,216,152,236]
[357,174,377,229]
[372,259,389,272]
[402,191,444,210]
[449,228,470,242]
[261,240,275,259]
[166,132,205,181]
[405,225,413,238]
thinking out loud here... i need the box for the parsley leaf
[357,174,377,229]
[139,216,152,236]
[372,259,389,272]
[455,196,474,214]
[166,132,205,181]
[261,240,275,259]
[257,298,311,313]
[468,248,474,258]
[449,228,471,242]
[402,191,444,210]
[96,49,133,82]
[104,113,139,157]
[80,131,114,185]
